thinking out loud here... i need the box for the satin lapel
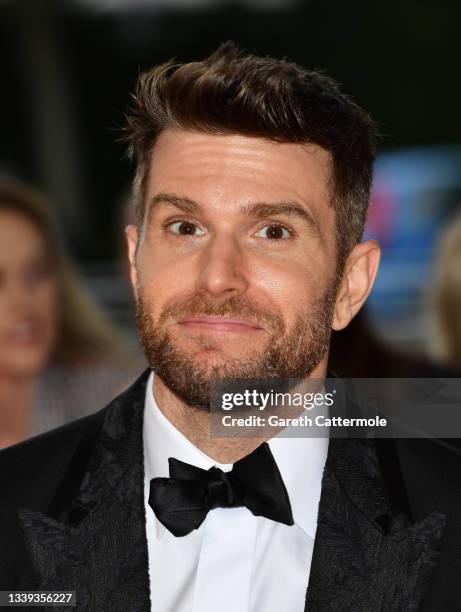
[19,370,152,612]
[305,438,446,612]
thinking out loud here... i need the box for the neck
[152,360,327,464]
[0,373,36,448]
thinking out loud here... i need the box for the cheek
[0,297,9,326]
[138,231,200,280]
[137,254,184,317]
[35,280,59,335]
[251,257,327,318]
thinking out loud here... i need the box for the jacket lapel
[305,438,445,611]
[19,370,152,612]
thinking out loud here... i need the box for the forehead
[146,129,334,218]
[0,210,46,265]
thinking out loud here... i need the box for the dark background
[2,0,460,260]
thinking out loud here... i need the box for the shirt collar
[143,370,328,540]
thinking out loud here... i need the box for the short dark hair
[124,41,377,270]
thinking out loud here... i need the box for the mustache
[156,294,285,332]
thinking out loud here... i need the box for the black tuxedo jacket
[1,369,460,611]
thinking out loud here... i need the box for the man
[0,42,459,611]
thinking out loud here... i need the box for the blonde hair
[431,208,461,366]
[0,175,127,366]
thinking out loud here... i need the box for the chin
[177,334,260,357]
[0,353,49,379]
[191,349,234,367]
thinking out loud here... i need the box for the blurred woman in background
[431,209,461,369]
[0,176,142,448]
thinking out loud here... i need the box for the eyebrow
[147,192,320,234]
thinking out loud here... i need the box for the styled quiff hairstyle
[125,41,377,270]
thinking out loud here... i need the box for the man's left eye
[254,224,292,239]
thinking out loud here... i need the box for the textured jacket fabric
[0,368,460,611]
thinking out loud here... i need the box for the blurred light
[365,145,461,347]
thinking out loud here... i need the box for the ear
[125,224,139,299]
[332,239,380,331]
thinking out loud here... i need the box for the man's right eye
[166,220,205,237]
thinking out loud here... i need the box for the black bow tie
[149,442,294,537]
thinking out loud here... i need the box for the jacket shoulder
[0,408,106,506]
[0,368,150,506]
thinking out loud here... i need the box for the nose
[195,233,249,299]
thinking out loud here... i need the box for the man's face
[127,129,339,409]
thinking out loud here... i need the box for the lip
[3,320,43,346]
[178,316,263,332]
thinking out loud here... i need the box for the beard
[136,279,339,411]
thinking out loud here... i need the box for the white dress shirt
[143,371,328,612]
